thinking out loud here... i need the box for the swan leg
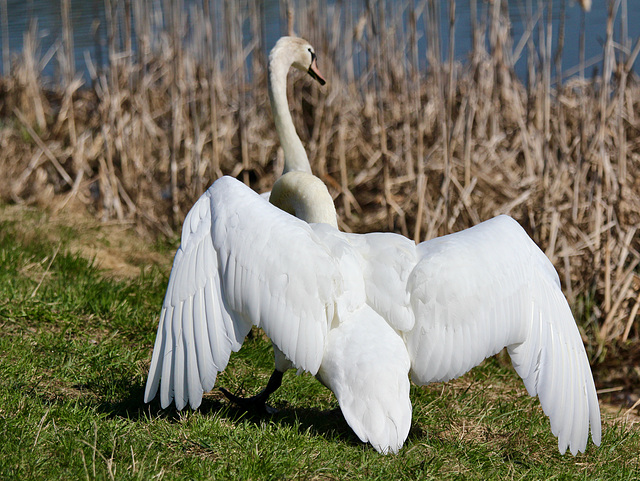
[220,369,284,415]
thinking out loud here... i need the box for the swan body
[144,35,600,455]
[144,175,601,455]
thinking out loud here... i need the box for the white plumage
[144,174,601,456]
[144,35,600,455]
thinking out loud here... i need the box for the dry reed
[0,0,639,393]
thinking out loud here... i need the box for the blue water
[1,0,638,83]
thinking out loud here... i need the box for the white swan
[144,173,601,455]
[143,36,601,455]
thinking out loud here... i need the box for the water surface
[1,0,638,82]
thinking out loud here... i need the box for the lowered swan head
[269,36,326,175]
[269,171,338,228]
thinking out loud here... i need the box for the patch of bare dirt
[0,200,172,279]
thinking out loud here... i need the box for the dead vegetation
[0,1,639,408]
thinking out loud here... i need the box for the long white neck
[270,172,337,227]
[269,49,312,175]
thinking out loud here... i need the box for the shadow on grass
[244,402,361,448]
[92,380,366,448]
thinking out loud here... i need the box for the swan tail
[318,307,412,454]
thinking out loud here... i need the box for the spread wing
[144,176,340,410]
[403,215,600,455]
[350,215,600,455]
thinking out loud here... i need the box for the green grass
[0,210,639,480]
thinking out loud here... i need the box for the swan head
[270,36,326,86]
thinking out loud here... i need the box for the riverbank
[0,1,639,407]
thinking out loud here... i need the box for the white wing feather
[145,175,599,455]
[400,215,600,455]
[341,232,417,332]
[144,176,341,409]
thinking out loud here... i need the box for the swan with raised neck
[268,36,326,175]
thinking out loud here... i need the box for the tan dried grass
[0,1,638,373]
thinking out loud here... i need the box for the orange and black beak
[307,52,326,85]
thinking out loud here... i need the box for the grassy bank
[0,0,639,468]
[0,206,639,479]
